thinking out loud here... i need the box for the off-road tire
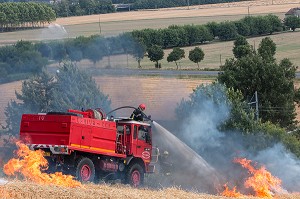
[75,157,95,183]
[125,163,144,187]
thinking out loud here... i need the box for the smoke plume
[168,84,300,193]
[253,144,300,192]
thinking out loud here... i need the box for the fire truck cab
[19,107,158,186]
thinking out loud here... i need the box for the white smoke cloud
[175,84,300,193]
[40,23,68,40]
[253,143,300,192]
[183,98,229,150]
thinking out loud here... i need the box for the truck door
[81,128,91,147]
[135,125,152,163]
[125,125,132,154]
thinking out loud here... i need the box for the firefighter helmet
[139,104,146,111]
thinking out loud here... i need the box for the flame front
[3,141,81,188]
[235,158,282,198]
[221,157,283,198]
[222,184,242,197]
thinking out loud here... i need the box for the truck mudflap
[29,144,69,155]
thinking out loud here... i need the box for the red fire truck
[19,106,158,186]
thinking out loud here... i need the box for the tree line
[112,0,250,10]
[50,0,251,17]
[132,14,284,49]
[51,0,115,18]
[0,2,56,31]
[1,14,300,80]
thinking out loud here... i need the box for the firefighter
[160,150,172,176]
[130,104,146,121]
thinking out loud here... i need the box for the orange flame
[222,184,242,197]
[221,157,283,198]
[3,141,81,188]
[234,158,282,198]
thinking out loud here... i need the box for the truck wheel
[125,163,144,187]
[75,157,95,183]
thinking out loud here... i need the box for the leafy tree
[196,25,214,43]
[131,38,146,68]
[14,40,34,52]
[65,40,83,64]
[147,45,164,68]
[167,47,185,70]
[255,16,272,35]
[118,32,135,67]
[35,42,52,58]
[183,24,199,46]
[161,28,180,48]
[49,41,67,65]
[234,20,250,36]
[265,14,283,34]
[5,62,111,136]
[242,16,259,36]
[52,63,111,111]
[168,25,189,47]
[218,37,298,128]
[105,37,121,68]
[232,35,252,59]
[18,50,48,73]
[137,29,163,49]
[10,40,48,73]
[188,47,204,69]
[205,21,218,38]
[183,24,213,45]
[5,72,55,135]
[120,32,145,68]
[257,37,276,61]
[284,15,300,31]
[0,11,6,31]
[216,21,238,41]
[82,35,106,66]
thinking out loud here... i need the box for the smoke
[40,23,68,40]
[183,98,228,150]
[168,84,300,193]
[253,144,300,192]
[0,178,8,185]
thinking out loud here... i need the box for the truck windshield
[138,125,151,144]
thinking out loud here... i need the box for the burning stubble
[3,141,81,188]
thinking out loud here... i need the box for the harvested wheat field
[0,180,300,199]
[1,0,300,43]
[56,0,300,26]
